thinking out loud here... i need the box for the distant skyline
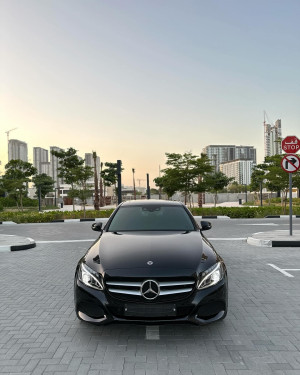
[1,0,300,185]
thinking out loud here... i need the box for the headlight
[78,263,104,290]
[197,262,224,290]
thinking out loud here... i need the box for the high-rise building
[202,145,256,171]
[264,119,282,157]
[8,139,28,162]
[33,147,49,174]
[220,159,254,185]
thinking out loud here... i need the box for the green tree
[32,173,55,207]
[154,152,212,205]
[101,162,124,203]
[51,147,84,210]
[249,164,266,204]
[250,155,300,212]
[68,166,94,217]
[227,182,248,193]
[154,174,179,200]
[205,172,234,207]
[0,160,37,211]
[262,155,300,212]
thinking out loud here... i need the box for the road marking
[284,269,300,271]
[208,238,247,241]
[36,239,95,244]
[238,223,278,226]
[146,326,160,340]
[268,264,296,278]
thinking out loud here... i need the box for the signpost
[281,136,300,236]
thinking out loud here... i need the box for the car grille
[105,279,195,302]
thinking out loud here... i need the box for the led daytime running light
[80,263,103,290]
[197,262,223,290]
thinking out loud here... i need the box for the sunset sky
[1,0,300,186]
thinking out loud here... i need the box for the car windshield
[108,205,195,232]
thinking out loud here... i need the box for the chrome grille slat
[106,279,195,298]
[106,281,141,287]
[160,288,193,295]
[108,288,141,296]
[159,281,194,287]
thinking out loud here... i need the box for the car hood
[87,231,210,275]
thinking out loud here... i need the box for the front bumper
[74,276,228,326]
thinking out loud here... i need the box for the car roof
[120,199,184,207]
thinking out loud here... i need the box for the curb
[0,236,36,252]
[0,219,109,224]
[265,215,299,218]
[194,215,230,220]
[247,237,300,247]
[51,218,108,223]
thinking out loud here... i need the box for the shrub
[0,209,114,223]
[0,196,39,208]
[189,206,300,218]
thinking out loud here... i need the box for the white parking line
[208,238,247,241]
[146,326,160,340]
[238,223,278,226]
[36,239,95,243]
[267,263,300,278]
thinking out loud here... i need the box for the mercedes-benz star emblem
[141,280,160,300]
[147,261,153,265]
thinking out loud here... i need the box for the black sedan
[74,200,228,325]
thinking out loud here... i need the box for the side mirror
[91,222,103,232]
[200,221,212,231]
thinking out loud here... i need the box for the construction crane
[5,128,17,143]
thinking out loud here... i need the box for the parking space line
[146,326,160,340]
[268,263,295,277]
[36,239,95,243]
[284,269,300,271]
[208,238,247,241]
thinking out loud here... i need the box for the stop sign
[281,136,300,153]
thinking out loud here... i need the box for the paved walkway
[247,229,300,247]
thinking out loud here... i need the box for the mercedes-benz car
[74,200,228,325]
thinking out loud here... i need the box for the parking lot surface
[1,219,300,375]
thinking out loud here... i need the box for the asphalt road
[0,218,300,375]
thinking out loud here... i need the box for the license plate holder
[124,304,176,317]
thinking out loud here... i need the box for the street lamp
[132,168,136,200]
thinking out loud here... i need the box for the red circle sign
[281,136,300,153]
[281,154,300,173]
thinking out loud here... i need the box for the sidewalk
[0,234,36,252]
[247,230,300,247]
